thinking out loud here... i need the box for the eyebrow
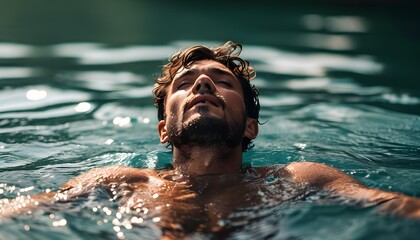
[175,67,235,80]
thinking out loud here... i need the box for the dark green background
[1,0,419,89]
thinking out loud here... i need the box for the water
[1,0,420,239]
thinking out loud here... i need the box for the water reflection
[242,45,383,76]
[57,71,147,91]
[0,42,383,78]
[0,43,35,58]
[283,77,389,95]
[301,15,369,33]
[0,67,42,79]
[52,44,177,65]
[0,42,176,65]
[295,33,356,51]
[0,40,419,239]
[382,93,420,105]
[0,86,90,113]
[113,116,132,128]
[298,14,369,50]
[285,77,331,90]
[74,102,92,113]
[259,94,304,108]
[26,89,47,101]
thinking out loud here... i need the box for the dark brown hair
[153,41,260,152]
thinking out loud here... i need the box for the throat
[172,145,243,176]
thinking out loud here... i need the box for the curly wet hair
[153,41,260,152]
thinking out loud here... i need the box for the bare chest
[116,179,288,232]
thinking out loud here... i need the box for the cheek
[225,92,246,112]
[169,101,181,118]
[165,95,184,121]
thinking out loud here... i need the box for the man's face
[158,60,250,149]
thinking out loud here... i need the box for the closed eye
[177,81,192,90]
[216,80,232,87]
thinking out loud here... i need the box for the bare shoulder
[281,161,360,187]
[59,166,157,191]
[88,165,157,180]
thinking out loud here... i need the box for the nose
[192,74,215,94]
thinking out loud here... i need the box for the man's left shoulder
[283,161,359,186]
[250,164,287,177]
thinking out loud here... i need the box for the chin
[185,111,223,125]
[170,112,244,149]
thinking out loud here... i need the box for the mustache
[184,93,226,110]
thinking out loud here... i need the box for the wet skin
[2,162,420,236]
[157,60,259,176]
[1,165,297,234]
[76,165,292,233]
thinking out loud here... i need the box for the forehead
[174,60,234,79]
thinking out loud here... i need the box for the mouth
[186,95,222,110]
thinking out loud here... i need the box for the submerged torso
[107,164,305,235]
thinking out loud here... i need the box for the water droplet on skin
[123,220,133,229]
[130,216,144,224]
[117,231,125,239]
[112,218,121,226]
[103,207,112,216]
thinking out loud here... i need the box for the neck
[172,145,243,176]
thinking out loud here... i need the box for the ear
[157,120,169,143]
[244,118,258,140]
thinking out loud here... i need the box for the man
[1,41,419,237]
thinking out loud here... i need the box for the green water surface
[0,0,419,239]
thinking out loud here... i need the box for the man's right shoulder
[63,166,158,188]
[94,165,153,173]
[91,165,158,180]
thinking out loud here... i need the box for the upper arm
[0,166,150,219]
[283,162,399,204]
[283,162,420,218]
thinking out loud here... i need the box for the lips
[186,94,222,110]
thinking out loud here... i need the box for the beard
[167,107,247,150]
